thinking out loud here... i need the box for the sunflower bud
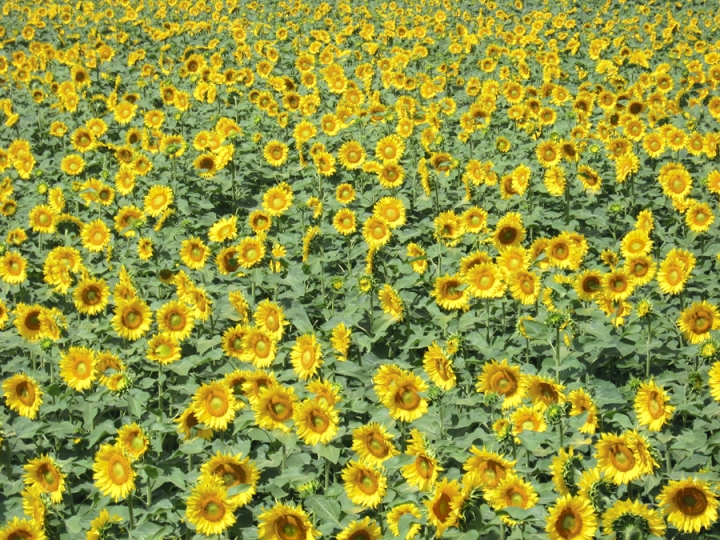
[484,392,500,406]
[547,311,567,329]
[36,182,48,194]
[545,403,564,425]
[687,371,703,392]
[628,377,642,391]
[358,275,374,294]
[40,338,54,351]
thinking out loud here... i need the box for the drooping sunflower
[293,398,339,446]
[602,499,666,540]
[342,460,387,509]
[186,477,238,536]
[351,423,399,467]
[73,278,110,316]
[550,447,581,496]
[200,451,260,507]
[487,473,540,526]
[378,284,404,322]
[252,384,297,432]
[192,381,242,431]
[59,346,96,392]
[678,301,720,344]
[116,423,149,460]
[545,495,597,540]
[3,373,42,420]
[290,334,323,380]
[383,372,428,423]
[424,478,464,538]
[112,298,152,341]
[476,358,527,408]
[657,477,719,534]
[0,517,46,540]
[422,342,456,391]
[257,503,317,540]
[21,483,47,528]
[432,274,470,311]
[634,380,674,431]
[330,322,350,361]
[23,455,66,504]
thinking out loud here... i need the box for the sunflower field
[3,0,720,538]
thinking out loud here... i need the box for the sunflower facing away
[602,499,666,539]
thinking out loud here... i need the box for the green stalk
[127,493,135,529]
[645,318,652,378]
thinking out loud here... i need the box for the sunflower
[432,274,470,311]
[686,201,715,233]
[80,219,111,252]
[180,237,210,269]
[28,205,57,234]
[434,211,464,247]
[186,477,238,536]
[510,405,547,438]
[0,517,46,540]
[402,430,441,492]
[208,215,238,243]
[546,495,597,540]
[146,333,182,364]
[527,375,566,410]
[337,517,381,540]
[21,483,46,528]
[536,140,561,168]
[12,303,45,341]
[596,432,649,485]
[384,372,428,423]
[0,250,27,285]
[678,301,720,344]
[257,503,317,540]
[493,212,525,251]
[155,300,195,341]
[242,328,277,368]
[263,140,289,167]
[568,389,599,435]
[373,197,406,230]
[253,384,297,432]
[143,185,173,218]
[422,342,456,391]
[338,141,366,170]
[577,165,602,192]
[262,184,294,216]
[375,135,405,163]
[387,504,422,540]
[657,477,719,534]
[23,455,66,503]
[176,406,214,441]
[464,263,506,299]
[342,460,387,508]
[624,255,656,287]
[116,423,149,460]
[475,358,526,408]
[602,499,666,539]
[333,209,357,236]
[60,154,86,175]
[378,284,404,321]
[362,215,392,249]
[407,243,427,275]
[254,300,287,341]
[59,346,96,392]
[234,236,265,269]
[290,334,323,380]
[192,381,241,431]
[550,447,581,496]
[634,380,674,431]
[463,206,489,234]
[377,162,405,189]
[657,256,687,295]
[112,298,152,341]
[487,474,540,526]
[200,451,260,507]
[294,399,339,445]
[2,373,42,420]
[73,278,109,316]
[351,423,399,467]
[425,478,463,538]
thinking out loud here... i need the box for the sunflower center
[647,391,664,419]
[123,308,142,329]
[39,213,51,226]
[521,418,536,430]
[109,457,129,483]
[416,456,433,478]
[277,516,304,540]
[75,360,88,377]
[372,225,385,239]
[433,494,452,522]
[358,472,378,494]
[366,434,388,458]
[202,500,225,522]
[479,274,494,289]
[269,398,292,421]
[667,268,682,285]
[255,338,269,356]
[557,509,582,537]
[396,386,420,410]
[675,487,708,516]
[26,312,41,330]
[301,349,315,369]
[692,310,712,333]
[490,371,516,395]
[310,410,328,431]
[131,435,144,450]
[16,382,35,406]
[191,246,202,259]
[499,227,517,244]
[9,261,21,275]
[609,443,636,472]
[509,490,526,507]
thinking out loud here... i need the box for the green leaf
[307,495,342,527]
[314,443,342,464]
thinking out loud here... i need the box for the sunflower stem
[147,478,152,508]
[645,318,652,378]
[324,458,330,492]
[558,418,564,449]
[128,493,135,529]
[369,291,375,332]
[158,364,164,415]
[555,327,561,367]
[485,300,491,345]
[282,444,286,472]
[564,177,570,225]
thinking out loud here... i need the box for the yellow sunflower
[200,451,260,507]
[252,384,297,432]
[476,358,527,408]
[23,455,66,504]
[464,263,506,299]
[80,219,111,252]
[487,473,540,526]
[362,215,392,249]
[116,423,149,460]
[337,518,381,540]
[510,404,548,438]
[545,495,597,540]
[112,298,152,341]
[60,154,86,175]
[383,372,428,423]
[678,301,720,344]
[293,399,339,445]
[338,141,366,170]
[73,278,109,316]
[290,334,323,380]
[709,361,720,403]
[156,300,195,341]
[373,197,406,229]
[242,327,277,368]
[351,423,399,467]
[147,333,182,364]
[0,250,27,285]
[527,375,566,410]
[634,380,674,431]
[257,503,317,540]
[28,205,57,234]
[3,373,42,419]
[263,140,289,167]
[424,478,464,538]
[493,212,526,251]
[342,460,387,508]
[402,429,441,492]
[422,342,456,391]
[176,406,214,441]
[180,237,210,269]
[192,381,242,431]
[568,389,599,435]
[387,504,422,540]
[186,477,238,536]
[0,517,46,540]
[143,185,173,218]
[236,236,266,268]
[657,477,719,534]
[208,215,238,243]
[432,274,470,311]
[59,346,96,392]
